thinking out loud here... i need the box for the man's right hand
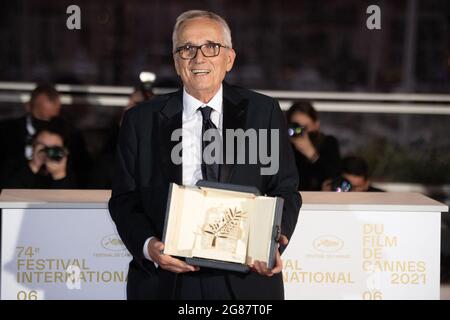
[147,238,199,273]
[29,144,46,174]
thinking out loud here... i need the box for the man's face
[30,94,61,121]
[290,112,320,133]
[35,131,64,148]
[33,131,65,163]
[173,17,236,101]
[342,173,370,192]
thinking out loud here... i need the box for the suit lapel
[220,83,249,183]
[159,89,183,185]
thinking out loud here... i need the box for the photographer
[88,78,153,189]
[323,155,384,192]
[3,119,77,189]
[287,101,341,191]
[0,84,92,187]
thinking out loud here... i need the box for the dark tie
[199,106,219,182]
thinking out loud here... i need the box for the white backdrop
[1,207,442,300]
[1,209,129,300]
[283,210,440,299]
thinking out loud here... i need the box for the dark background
[0,0,449,92]
[0,0,449,188]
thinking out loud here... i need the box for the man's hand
[147,238,200,273]
[45,156,68,180]
[251,234,289,277]
[28,144,47,174]
[291,134,317,161]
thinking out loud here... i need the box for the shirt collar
[183,85,223,118]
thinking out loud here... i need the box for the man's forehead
[36,139,61,146]
[34,94,59,104]
[177,18,224,43]
[36,133,62,143]
[344,173,367,185]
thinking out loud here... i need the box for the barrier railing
[1,81,450,114]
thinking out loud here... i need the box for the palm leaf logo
[202,207,246,247]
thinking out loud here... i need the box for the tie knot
[199,106,213,121]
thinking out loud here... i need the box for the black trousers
[175,270,235,300]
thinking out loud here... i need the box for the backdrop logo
[101,234,126,251]
[313,235,344,253]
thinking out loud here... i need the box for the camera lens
[288,123,305,137]
[44,146,66,161]
[332,177,352,192]
[288,128,295,137]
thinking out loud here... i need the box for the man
[322,156,384,192]
[88,86,147,188]
[340,156,383,192]
[286,101,341,191]
[0,84,91,188]
[109,10,301,300]
[3,118,77,189]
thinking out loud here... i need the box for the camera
[331,176,352,192]
[287,123,306,137]
[41,146,68,162]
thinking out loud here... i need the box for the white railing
[1,81,450,115]
[1,81,449,200]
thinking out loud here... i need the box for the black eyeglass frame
[174,42,229,60]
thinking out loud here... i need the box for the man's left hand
[251,234,288,277]
[291,134,317,161]
[45,156,68,180]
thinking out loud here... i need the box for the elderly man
[109,10,301,300]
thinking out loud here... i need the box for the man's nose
[192,48,207,63]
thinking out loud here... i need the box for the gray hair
[172,10,233,51]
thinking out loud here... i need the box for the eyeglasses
[174,43,229,60]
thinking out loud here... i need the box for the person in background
[286,101,341,191]
[88,86,147,189]
[341,155,383,192]
[121,87,147,124]
[322,155,384,192]
[3,118,77,189]
[0,84,91,188]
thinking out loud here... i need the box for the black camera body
[42,146,67,162]
[140,82,154,100]
[288,123,306,137]
[331,176,352,192]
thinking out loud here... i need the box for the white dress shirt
[143,85,223,262]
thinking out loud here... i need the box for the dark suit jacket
[108,83,301,300]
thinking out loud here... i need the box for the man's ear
[173,55,181,76]
[226,49,236,72]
